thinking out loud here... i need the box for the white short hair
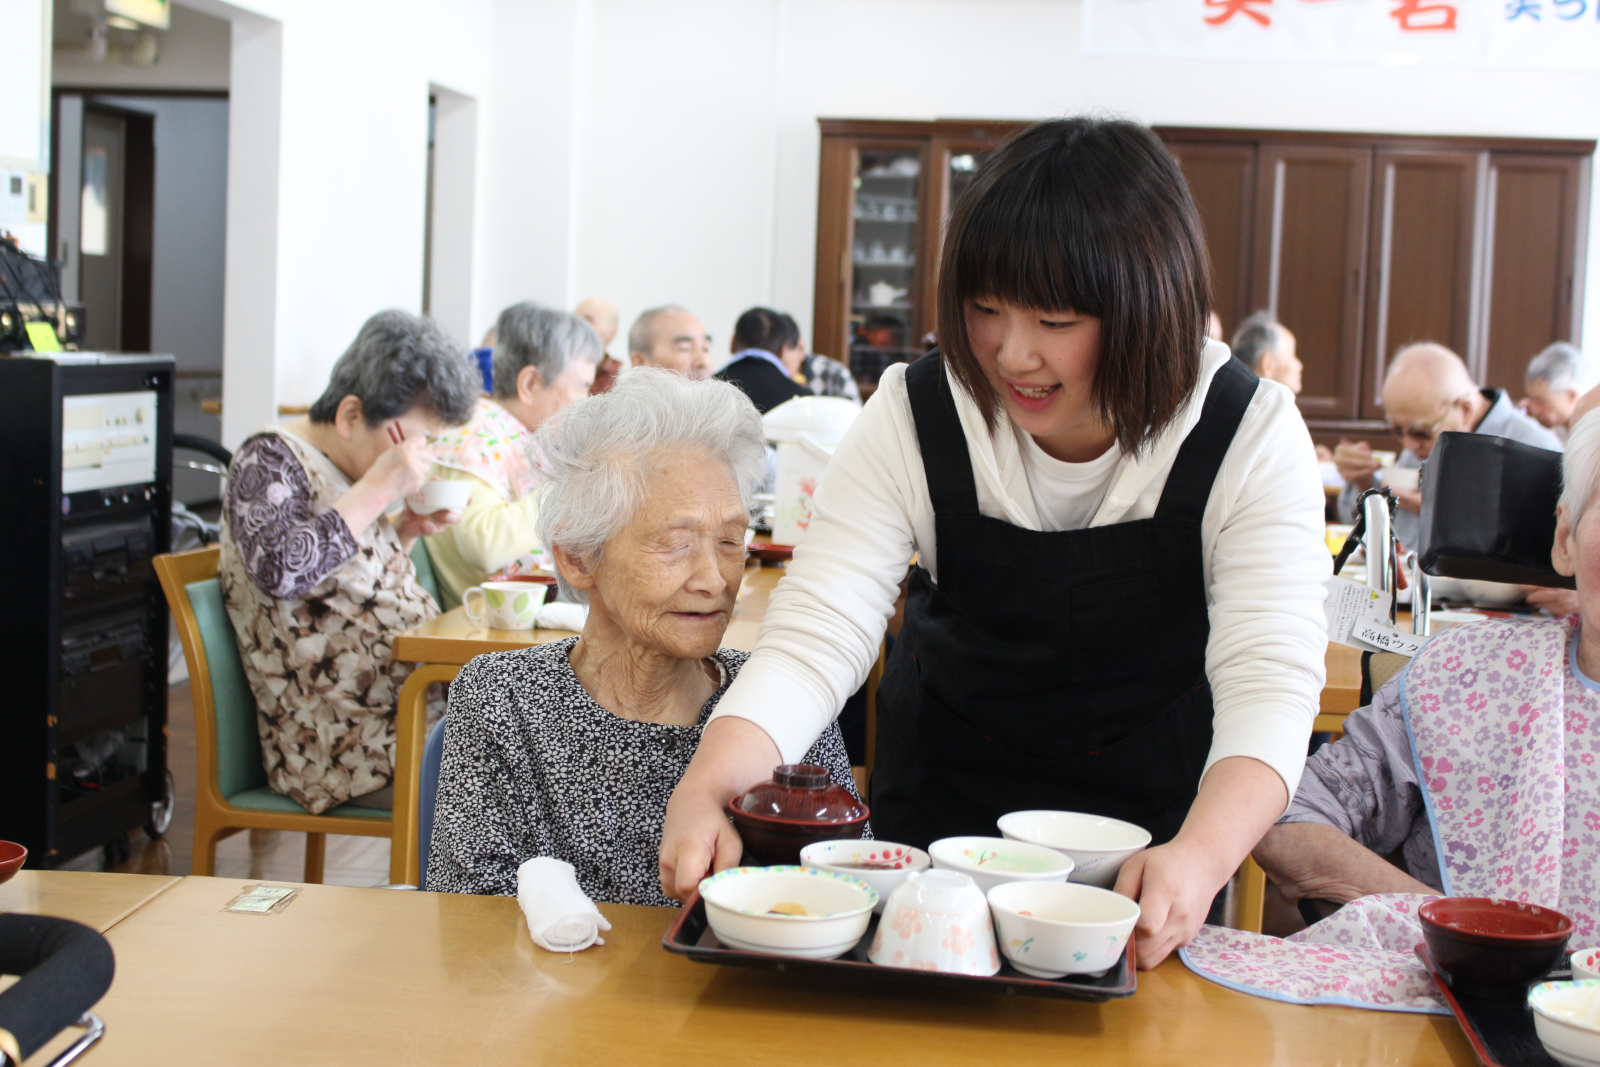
[1561,408,1600,520]
[1527,341,1589,394]
[533,367,767,601]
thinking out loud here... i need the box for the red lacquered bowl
[727,764,869,866]
[0,840,27,885]
[1419,897,1573,998]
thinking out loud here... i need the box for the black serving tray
[663,895,1136,1002]
[1415,944,1570,1067]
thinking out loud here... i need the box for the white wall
[2,0,50,256]
[525,0,1600,363]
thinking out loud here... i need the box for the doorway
[75,104,154,353]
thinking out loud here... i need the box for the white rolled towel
[535,602,588,632]
[516,856,612,952]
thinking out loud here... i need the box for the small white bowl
[800,840,930,914]
[988,880,1141,979]
[868,869,998,976]
[1530,980,1600,1067]
[927,835,1074,895]
[698,865,876,960]
[1574,949,1600,983]
[410,479,473,514]
[1377,465,1420,492]
[997,811,1152,889]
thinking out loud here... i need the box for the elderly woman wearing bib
[424,302,601,609]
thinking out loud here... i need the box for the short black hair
[309,309,479,427]
[732,307,800,356]
[937,117,1211,456]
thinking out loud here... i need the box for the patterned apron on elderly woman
[1181,615,1600,1012]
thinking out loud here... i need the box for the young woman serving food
[660,118,1328,967]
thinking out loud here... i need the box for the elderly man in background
[425,302,601,609]
[1522,341,1589,443]
[1232,312,1302,395]
[576,297,622,395]
[1334,342,1561,554]
[716,306,813,415]
[629,305,714,381]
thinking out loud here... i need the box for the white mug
[462,581,547,631]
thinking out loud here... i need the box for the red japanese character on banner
[1205,0,1273,25]
[1390,0,1458,29]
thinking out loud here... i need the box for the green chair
[411,538,442,604]
[155,547,421,884]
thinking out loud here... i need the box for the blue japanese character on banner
[1550,0,1585,16]
[1504,0,1540,17]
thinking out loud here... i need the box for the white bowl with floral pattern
[988,880,1141,979]
[800,840,931,913]
[867,869,999,976]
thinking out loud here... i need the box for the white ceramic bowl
[996,811,1152,889]
[1531,980,1600,1067]
[927,836,1074,895]
[867,869,999,976]
[800,840,930,914]
[1428,576,1527,608]
[988,880,1141,979]
[1574,950,1600,983]
[698,865,877,960]
[1377,465,1420,492]
[411,479,473,513]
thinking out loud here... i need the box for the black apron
[871,354,1258,850]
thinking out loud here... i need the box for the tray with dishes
[661,765,1153,1003]
[1414,895,1600,1067]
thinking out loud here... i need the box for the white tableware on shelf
[462,580,547,631]
[1530,980,1600,1067]
[927,836,1074,895]
[698,866,877,960]
[996,811,1152,889]
[867,281,908,307]
[988,880,1141,979]
[867,869,999,976]
[800,840,930,914]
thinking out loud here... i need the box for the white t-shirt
[1014,425,1121,532]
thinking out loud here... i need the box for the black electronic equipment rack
[0,353,175,867]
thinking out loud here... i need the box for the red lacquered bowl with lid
[1419,897,1573,998]
[727,764,869,866]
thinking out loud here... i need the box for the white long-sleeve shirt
[708,340,1330,808]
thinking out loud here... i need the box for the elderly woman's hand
[395,507,461,549]
[333,433,434,537]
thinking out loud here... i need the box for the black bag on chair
[1418,430,1574,589]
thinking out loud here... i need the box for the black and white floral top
[426,637,864,906]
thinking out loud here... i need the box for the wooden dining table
[22,873,1477,1066]
[0,870,179,934]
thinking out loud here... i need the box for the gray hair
[533,367,766,602]
[1527,341,1588,394]
[628,304,691,357]
[309,309,478,426]
[491,302,602,399]
[1231,310,1291,373]
[1562,408,1600,520]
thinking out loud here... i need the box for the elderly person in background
[1523,341,1590,443]
[1254,409,1600,938]
[1334,342,1562,554]
[221,310,480,814]
[576,296,622,395]
[629,305,714,381]
[424,302,600,609]
[716,306,813,415]
[1232,312,1302,395]
[426,369,861,904]
[780,312,861,404]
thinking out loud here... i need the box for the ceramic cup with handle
[463,580,547,631]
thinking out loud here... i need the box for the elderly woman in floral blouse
[426,369,862,905]
[220,310,480,815]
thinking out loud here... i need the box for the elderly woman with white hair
[1251,407,1600,938]
[424,301,601,609]
[425,369,861,904]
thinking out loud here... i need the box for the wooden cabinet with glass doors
[813,120,1591,439]
[812,119,1025,399]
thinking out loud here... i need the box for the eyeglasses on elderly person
[424,367,866,905]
